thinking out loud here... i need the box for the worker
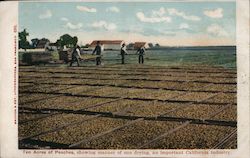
[70,44,82,67]
[120,43,128,64]
[137,46,146,64]
[92,41,102,65]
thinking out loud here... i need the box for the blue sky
[19,1,236,46]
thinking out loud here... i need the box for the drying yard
[18,64,237,149]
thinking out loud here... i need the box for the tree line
[19,29,79,50]
[19,29,161,50]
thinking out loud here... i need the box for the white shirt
[76,48,81,57]
[121,46,127,54]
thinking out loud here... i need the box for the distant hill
[148,46,236,50]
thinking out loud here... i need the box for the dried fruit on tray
[211,105,237,121]
[19,84,54,93]
[206,93,236,104]
[172,82,211,91]
[18,113,49,123]
[80,120,182,149]
[127,102,180,117]
[36,117,129,145]
[19,94,55,105]
[87,99,138,113]
[19,114,90,138]
[172,92,216,102]
[204,84,236,92]
[152,124,236,149]
[166,104,225,119]
[60,85,95,94]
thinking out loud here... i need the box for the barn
[89,40,124,50]
[36,39,49,49]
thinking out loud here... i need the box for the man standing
[70,44,82,67]
[92,41,102,65]
[120,43,128,64]
[137,46,145,64]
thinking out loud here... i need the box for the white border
[0,1,19,157]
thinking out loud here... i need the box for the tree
[19,29,30,50]
[60,34,71,47]
[57,34,78,48]
[148,43,154,48]
[40,38,50,43]
[81,43,90,48]
[31,38,39,48]
[72,36,78,46]
[155,43,160,47]
[56,39,62,47]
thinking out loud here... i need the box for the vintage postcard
[0,0,249,157]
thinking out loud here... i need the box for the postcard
[0,0,249,157]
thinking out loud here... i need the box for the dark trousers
[121,55,125,64]
[96,57,101,65]
[70,56,80,66]
[139,55,144,64]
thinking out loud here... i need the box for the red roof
[90,40,123,46]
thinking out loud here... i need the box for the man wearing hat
[70,44,82,67]
[120,43,128,64]
[92,41,102,65]
[137,46,146,64]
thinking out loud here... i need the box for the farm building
[89,40,124,50]
[46,43,58,51]
[36,39,50,49]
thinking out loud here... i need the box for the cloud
[168,8,200,21]
[106,6,120,13]
[61,17,82,30]
[39,10,52,19]
[91,21,117,31]
[136,12,171,23]
[136,8,171,23]
[61,17,69,21]
[158,30,177,36]
[122,26,144,34]
[152,7,166,17]
[179,23,189,29]
[204,8,223,18]
[207,24,228,36]
[76,6,97,13]
[124,26,178,37]
[65,22,83,30]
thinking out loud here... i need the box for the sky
[19,1,236,46]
